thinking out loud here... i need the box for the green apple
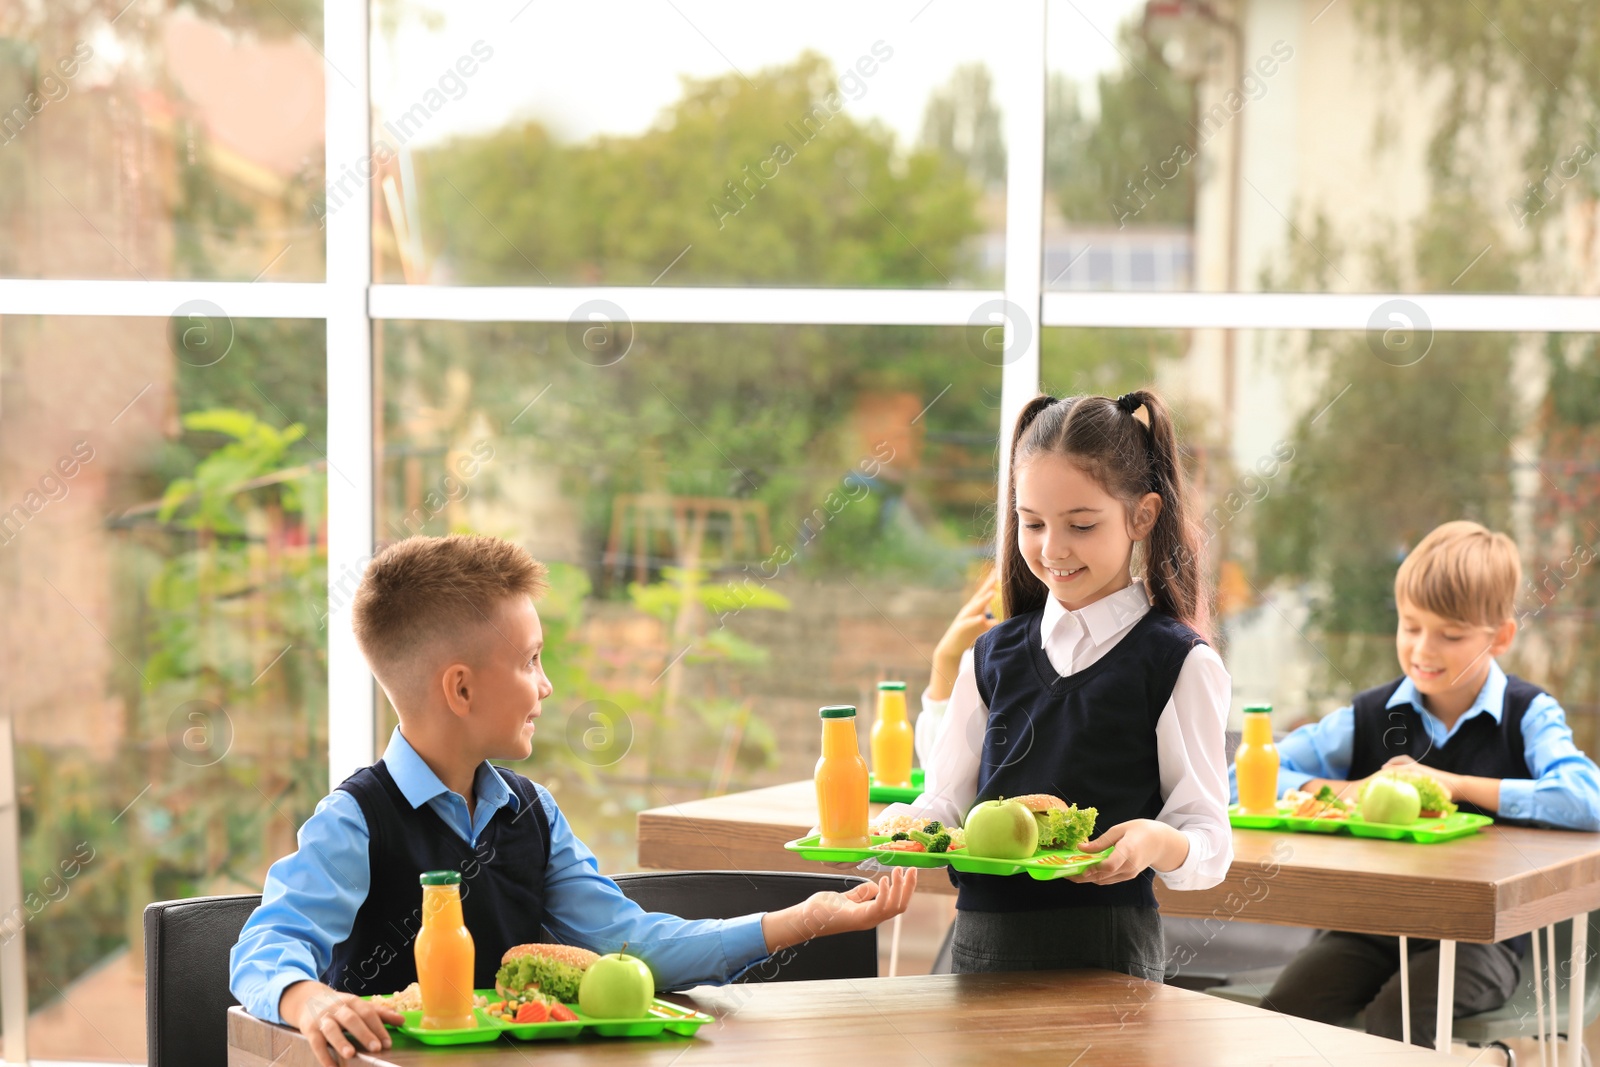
[1359,775,1422,825]
[578,950,654,1019]
[964,797,1039,859]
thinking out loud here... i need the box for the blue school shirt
[229,727,771,1024]
[1227,662,1600,830]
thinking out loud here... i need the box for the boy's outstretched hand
[761,865,918,954]
[279,978,403,1067]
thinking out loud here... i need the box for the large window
[375,321,1000,869]
[368,1,1014,288]
[2,0,1598,1060]
[0,315,327,1058]
[0,6,326,280]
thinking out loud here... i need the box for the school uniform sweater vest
[322,760,552,997]
[954,607,1206,913]
[1346,675,1539,819]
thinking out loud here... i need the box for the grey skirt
[950,905,1166,982]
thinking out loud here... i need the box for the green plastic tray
[784,834,1109,880]
[868,768,925,804]
[1228,805,1492,843]
[373,994,714,1044]
[384,1007,506,1046]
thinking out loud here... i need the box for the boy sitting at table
[230,534,916,1066]
[1231,520,1600,1048]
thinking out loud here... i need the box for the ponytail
[1117,389,1211,642]
[1002,389,1212,643]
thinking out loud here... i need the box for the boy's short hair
[352,535,549,706]
[1394,520,1520,627]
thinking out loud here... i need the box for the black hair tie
[1115,392,1142,416]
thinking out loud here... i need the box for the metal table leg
[1436,938,1456,1052]
[1400,935,1411,1047]
[1570,915,1588,1067]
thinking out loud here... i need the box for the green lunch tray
[1228,805,1493,843]
[868,768,925,804]
[784,834,1110,880]
[373,995,714,1045]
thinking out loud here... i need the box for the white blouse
[888,578,1233,891]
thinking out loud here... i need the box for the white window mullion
[997,0,1048,543]
[325,0,376,789]
[1042,291,1600,332]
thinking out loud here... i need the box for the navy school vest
[1347,674,1539,820]
[955,606,1207,912]
[323,760,552,996]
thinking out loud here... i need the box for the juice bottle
[1235,704,1280,816]
[870,681,914,789]
[815,705,870,848]
[415,870,475,1030]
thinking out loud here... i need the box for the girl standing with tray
[878,390,1233,981]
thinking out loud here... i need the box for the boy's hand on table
[761,865,917,953]
[1381,755,1460,797]
[1068,819,1190,885]
[279,979,402,1067]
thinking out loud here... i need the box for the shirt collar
[1039,577,1151,650]
[379,725,520,813]
[1386,660,1507,725]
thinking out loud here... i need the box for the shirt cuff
[1278,769,1313,797]
[1153,828,1210,890]
[1497,777,1532,821]
[721,913,774,983]
[255,967,319,1026]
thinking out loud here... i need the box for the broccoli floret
[906,828,948,851]
[921,820,944,835]
[890,831,910,842]
[1314,785,1348,810]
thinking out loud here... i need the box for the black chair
[143,892,263,1067]
[612,870,877,982]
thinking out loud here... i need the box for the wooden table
[228,970,1469,1066]
[638,780,1600,1057]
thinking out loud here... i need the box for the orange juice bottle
[1235,704,1280,816]
[415,870,475,1030]
[870,681,914,788]
[815,705,870,848]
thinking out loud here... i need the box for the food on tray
[1370,769,1458,817]
[578,949,656,1019]
[1358,773,1422,825]
[872,839,928,852]
[965,798,1039,859]
[1015,795,1098,851]
[495,943,600,1004]
[1032,853,1095,867]
[373,982,489,1014]
[868,817,966,851]
[485,991,577,1025]
[1281,785,1351,820]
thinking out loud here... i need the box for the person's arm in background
[880,653,987,831]
[228,792,402,1066]
[915,648,971,769]
[1226,706,1360,802]
[1393,693,1600,829]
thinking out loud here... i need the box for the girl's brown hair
[999,390,1212,641]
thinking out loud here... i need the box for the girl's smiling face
[1014,453,1161,612]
